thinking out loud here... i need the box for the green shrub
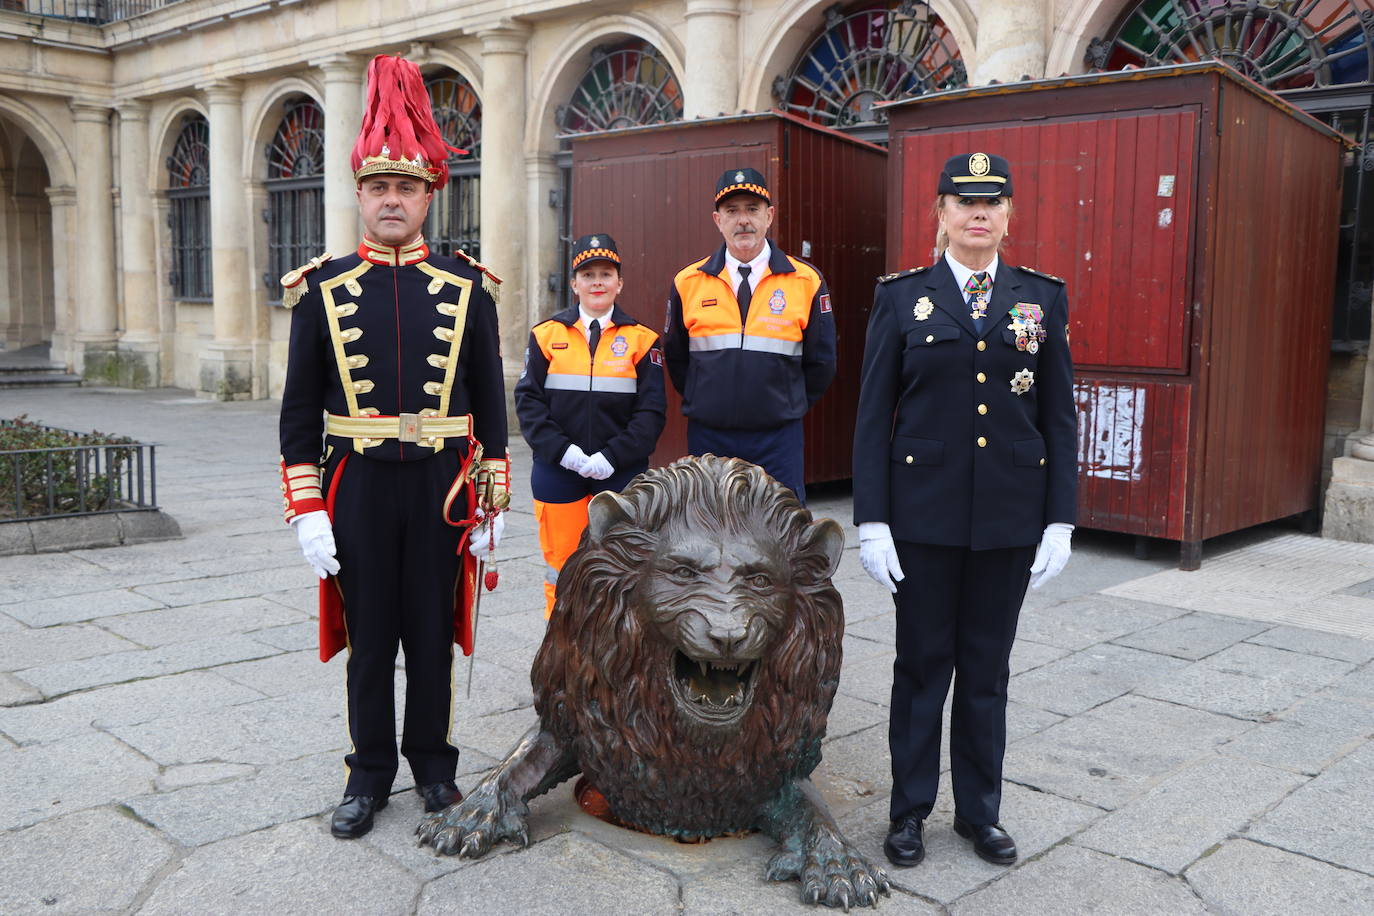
[0,416,139,519]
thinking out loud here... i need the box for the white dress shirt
[944,250,999,302]
[724,241,772,301]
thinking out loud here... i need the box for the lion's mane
[530,455,844,838]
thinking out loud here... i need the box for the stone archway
[0,116,57,355]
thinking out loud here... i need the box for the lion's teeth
[699,660,709,678]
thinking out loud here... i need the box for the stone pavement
[2,386,1373,915]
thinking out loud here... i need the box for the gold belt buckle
[399,413,421,443]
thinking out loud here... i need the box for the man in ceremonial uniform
[662,168,835,503]
[277,55,509,840]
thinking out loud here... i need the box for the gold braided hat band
[326,412,471,443]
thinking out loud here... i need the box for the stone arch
[527,13,687,156]
[152,99,210,191]
[1046,0,1132,77]
[0,120,57,350]
[419,46,484,100]
[247,77,324,181]
[0,95,75,189]
[743,0,976,113]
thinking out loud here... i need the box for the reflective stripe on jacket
[663,243,836,430]
[514,304,666,469]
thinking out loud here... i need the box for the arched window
[774,1,966,132]
[426,70,482,259]
[264,99,325,302]
[556,39,684,134]
[166,114,211,300]
[1089,0,1373,345]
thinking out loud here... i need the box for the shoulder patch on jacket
[878,266,929,284]
[1014,265,1065,284]
[279,252,333,308]
[453,248,504,302]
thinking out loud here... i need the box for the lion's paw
[415,784,530,858]
[767,826,891,909]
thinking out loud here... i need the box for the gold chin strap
[325,413,471,443]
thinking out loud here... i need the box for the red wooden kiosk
[567,111,887,483]
[881,63,1346,567]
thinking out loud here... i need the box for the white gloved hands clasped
[580,451,614,481]
[858,521,905,594]
[1029,522,1074,589]
[292,509,339,579]
[560,443,590,474]
[468,508,506,558]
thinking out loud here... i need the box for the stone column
[1324,293,1374,542]
[970,0,1049,84]
[478,24,531,375]
[684,0,741,118]
[68,101,120,380]
[313,53,365,255]
[115,99,160,387]
[199,79,254,399]
[44,186,77,368]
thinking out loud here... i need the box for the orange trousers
[534,496,592,618]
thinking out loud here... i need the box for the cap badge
[969,153,990,176]
[590,236,599,247]
[913,296,934,321]
[735,171,745,182]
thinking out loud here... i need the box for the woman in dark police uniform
[852,153,1077,868]
[515,234,666,617]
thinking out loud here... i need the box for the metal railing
[1,427,159,522]
[2,0,177,24]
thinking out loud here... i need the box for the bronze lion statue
[417,456,890,908]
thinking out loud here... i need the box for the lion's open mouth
[670,651,757,724]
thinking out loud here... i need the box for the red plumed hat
[351,55,465,190]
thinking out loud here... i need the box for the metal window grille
[426,72,483,259]
[166,114,211,301]
[1089,0,1374,346]
[556,40,684,135]
[263,99,325,301]
[14,0,174,24]
[772,1,967,133]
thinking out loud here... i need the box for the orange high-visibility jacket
[514,304,666,470]
[663,243,836,430]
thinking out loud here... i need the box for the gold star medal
[1010,368,1035,395]
[913,296,934,321]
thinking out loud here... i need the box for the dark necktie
[737,265,753,325]
[587,319,601,362]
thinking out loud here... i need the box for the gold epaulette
[878,266,930,284]
[454,248,503,304]
[1015,265,1065,284]
[280,252,333,308]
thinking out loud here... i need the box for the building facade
[2,0,1373,497]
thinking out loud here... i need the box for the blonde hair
[932,194,1013,258]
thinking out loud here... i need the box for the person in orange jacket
[515,234,666,616]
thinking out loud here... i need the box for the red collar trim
[359,236,429,266]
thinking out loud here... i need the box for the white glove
[291,510,339,579]
[580,451,614,480]
[468,508,506,558]
[560,443,590,473]
[858,521,905,594]
[1029,522,1074,589]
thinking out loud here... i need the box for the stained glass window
[264,99,324,302]
[166,114,211,300]
[557,39,684,134]
[774,0,966,129]
[426,71,482,259]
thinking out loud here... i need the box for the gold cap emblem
[735,171,745,182]
[969,153,990,177]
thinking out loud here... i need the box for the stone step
[0,372,83,389]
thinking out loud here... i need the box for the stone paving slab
[1012,594,1182,651]
[1220,693,1374,775]
[949,844,1206,914]
[1244,623,1374,664]
[97,596,308,648]
[1007,637,1069,676]
[139,818,421,916]
[1074,754,1305,874]
[1003,694,1252,810]
[0,622,140,671]
[1184,838,1374,915]
[416,831,681,916]
[0,669,263,745]
[132,565,313,607]
[3,586,166,627]
[17,633,279,697]
[1112,611,1272,660]
[1136,642,1356,721]
[0,806,175,915]
[0,671,42,708]
[1010,643,1190,716]
[6,731,159,830]
[1247,739,1374,877]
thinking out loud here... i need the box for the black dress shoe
[418,781,462,813]
[953,816,1017,865]
[330,794,388,839]
[883,815,925,867]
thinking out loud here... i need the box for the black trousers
[332,451,464,796]
[888,541,1035,825]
